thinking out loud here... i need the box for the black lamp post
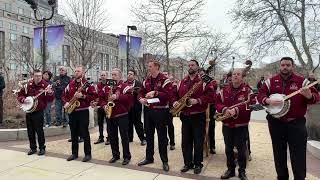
[126,25,137,72]
[24,0,56,72]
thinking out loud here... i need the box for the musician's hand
[109,94,117,101]
[74,92,83,99]
[173,101,180,108]
[145,91,155,98]
[139,98,148,105]
[266,98,283,106]
[225,108,236,117]
[22,98,29,103]
[64,102,70,109]
[46,86,53,94]
[189,98,198,105]
[90,101,97,107]
[300,87,313,99]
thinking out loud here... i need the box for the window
[22,26,29,34]
[18,7,24,15]
[62,45,70,66]
[0,20,2,28]
[10,23,17,31]
[5,3,12,12]
[9,63,17,70]
[9,33,17,41]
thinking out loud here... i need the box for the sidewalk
[0,148,192,180]
[0,112,319,180]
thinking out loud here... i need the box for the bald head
[74,66,84,79]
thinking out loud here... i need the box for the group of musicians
[17,57,319,180]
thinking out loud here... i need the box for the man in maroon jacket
[216,69,253,180]
[93,71,110,145]
[173,60,215,174]
[106,68,133,165]
[257,57,319,180]
[17,69,54,156]
[63,66,97,162]
[137,60,173,172]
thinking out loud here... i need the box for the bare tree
[59,0,109,70]
[132,0,205,71]
[185,31,239,76]
[232,0,320,73]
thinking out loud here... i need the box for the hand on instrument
[74,92,83,99]
[23,98,29,103]
[266,98,283,106]
[108,94,118,101]
[173,101,180,108]
[64,102,70,109]
[46,86,53,94]
[300,87,313,99]
[145,91,155,99]
[139,98,148,105]
[188,98,198,105]
[90,101,98,107]
[225,108,236,117]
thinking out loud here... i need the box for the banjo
[267,80,319,118]
[20,81,58,113]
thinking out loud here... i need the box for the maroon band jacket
[138,73,173,109]
[216,83,254,128]
[17,79,54,112]
[173,74,216,116]
[257,73,319,122]
[102,80,133,118]
[62,78,97,111]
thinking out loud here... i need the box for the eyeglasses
[100,75,106,76]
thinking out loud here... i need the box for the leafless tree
[132,0,205,71]
[59,0,109,70]
[232,0,320,74]
[185,31,239,76]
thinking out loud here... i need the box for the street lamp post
[126,25,137,72]
[24,0,56,72]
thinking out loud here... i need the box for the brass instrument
[170,74,212,116]
[105,79,116,119]
[215,93,256,121]
[65,81,92,114]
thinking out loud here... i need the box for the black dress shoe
[82,155,92,162]
[38,149,45,156]
[221,169,235,179]
[94,138,104,144]
[163,162,169,172]
[108,157,120,163]
[68,138,72,142]
[27,149,37,155]
[238,171,248,180]
[141,140,147,146]
[66,154,78,161]
[210,148,216,154]
[169,145,175,150]
[194,166,202,174]
[122,159,130,165]
[180,165,193,173]
[138,159,154,166]
[105,139,110,145]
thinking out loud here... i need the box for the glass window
[22,26,29,34]
[10,33,17,41]
[10,23,17,31]
[18,7,24,15]
[5,3,12,12]
[9,63,17,70]
[0,20,2,28]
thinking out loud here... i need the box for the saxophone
[65,81,91,114]
[170,80,203,116]
[105,86,115,119]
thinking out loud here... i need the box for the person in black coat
[0,73,5,125]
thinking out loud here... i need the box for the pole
[42,18,46,71]
[126,27,130,73]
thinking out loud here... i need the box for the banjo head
[21,96,35,112]
[266,94,285,115]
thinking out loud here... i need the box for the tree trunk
[306,103,320,141]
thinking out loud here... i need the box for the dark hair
[189,59,199,67]
[43,70,52,80]
[33,69,41,75]
[128,69,136,75]
[280,57,294,65]
[148,59,160,69]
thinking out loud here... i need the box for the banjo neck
[284,80,319,100]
